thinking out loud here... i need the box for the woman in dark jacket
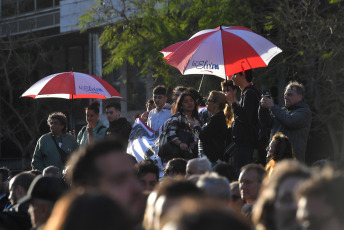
[190,91,228,163]
[162,91,199,161]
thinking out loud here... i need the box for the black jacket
[231,85,260,147]
[0,202,32,230]
[194,111,227,162]
[106,118,132,141]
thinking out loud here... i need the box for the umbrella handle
[198,74,205,92]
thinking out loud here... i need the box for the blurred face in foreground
[274,177,305,230]
[297,195,342,230]
[96,152,145,222]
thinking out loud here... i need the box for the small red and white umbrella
[163,26,282,79]
[21,72,123,99]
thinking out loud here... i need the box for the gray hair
[196,172,231,203]
[188,157,212,174]
[286,81,305,99]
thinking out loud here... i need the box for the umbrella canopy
[160,40,186,59]
[163,26,282,79]
[21,72,123,99]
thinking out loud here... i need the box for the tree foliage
[79,0,344,161]
[249,0,344,160]
[78,0,254,85]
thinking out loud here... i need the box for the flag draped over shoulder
[127,117,164,176]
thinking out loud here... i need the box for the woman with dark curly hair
[161,91,199,162]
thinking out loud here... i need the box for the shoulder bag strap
[50,134,68,165]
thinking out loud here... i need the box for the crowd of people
[0,69,342,230]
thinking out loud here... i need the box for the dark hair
[240,163,266,183]
[135,160,159,181]
[146,99,154,108]
[221,80,238,90]
[212,163,238,182]
[86,101,100,114]
[187,88,203,107]
[176,208,250,230]
[153,85,167,95]
[156,177,203,198]
[12,172,35,193]
[172,92,199,120]
[0,167,9,182]
[67,137,127,187]
[46,192,131,230]
[243,69,254,82]
[271,132,295,161]
[164,158,188,177]
[47,112,68,132]
[105,101,121,111]
[173,86,187,95]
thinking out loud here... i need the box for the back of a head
[164,158,187,177]
[67,137,126,187]
[243,69,254,83]
[174,207,250,230]
[189,157,212,175]
[0,167,9,182]
[43,166,62,178]
[212,162,238,182]
[12,172,35,194]
[21,175,69,204]
[196,172,231,203]
[156,177,203,199]
[45,192,131,230]
[272,132,294,161]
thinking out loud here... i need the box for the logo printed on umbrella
[192,61,219,70]
[79,86,104,94]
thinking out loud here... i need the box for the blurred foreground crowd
[0,139,343,230]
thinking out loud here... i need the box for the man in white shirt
[147,85,171,133]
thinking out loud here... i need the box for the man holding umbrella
[32,112,78,172]
[225,70,260,172]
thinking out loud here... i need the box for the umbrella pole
[198,74,205,92]
[71,94,74,132]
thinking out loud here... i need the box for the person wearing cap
[19,175,69,229]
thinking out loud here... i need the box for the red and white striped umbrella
[160,40,186,59]
[163,26,282,79]
[21,72,123,99]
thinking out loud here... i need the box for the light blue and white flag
[127,117,164,177]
